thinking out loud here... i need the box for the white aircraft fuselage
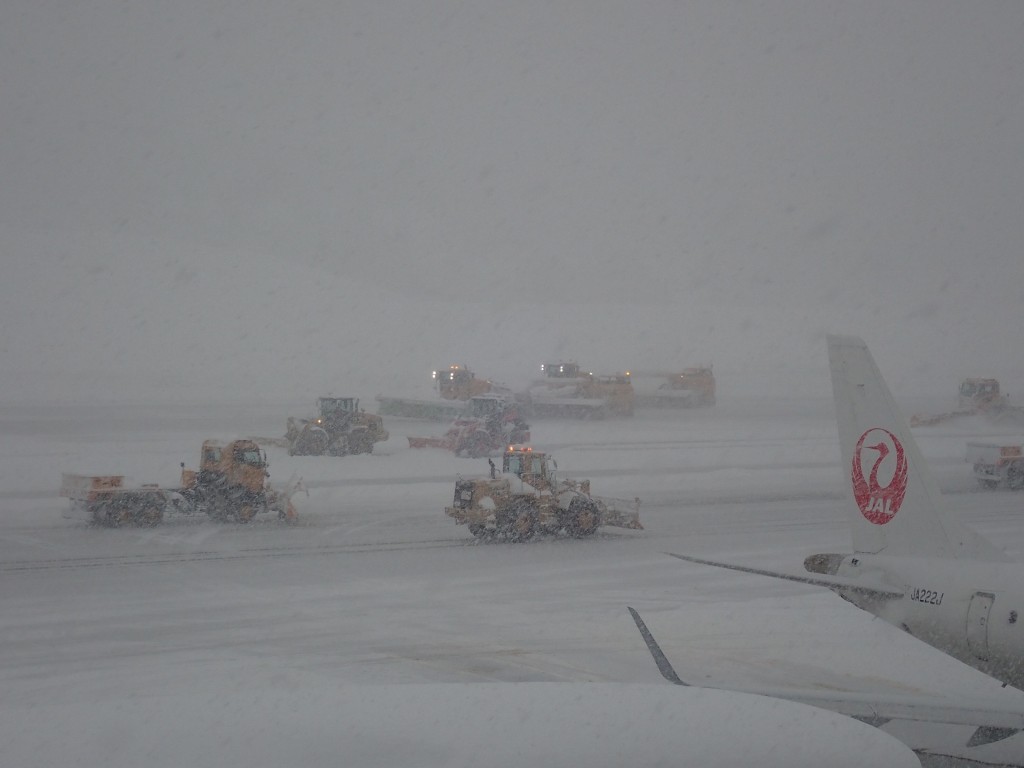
[831,554,1024,688]
[673,335,1024,693]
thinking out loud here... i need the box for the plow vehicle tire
[290,426,329,456]
[500,498,537,542]
[134,498,165,526]
[565,496,600,538]
[89,494,165,527]
[89,502,119,527]
[349,434,375,455]
[327,435,350,457]
[234,504,257,523]
[468,522,495,541]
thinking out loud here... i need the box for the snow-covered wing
[666,552,904,600]
[629,608,1024,746]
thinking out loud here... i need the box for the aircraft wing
[628,607,1024,748]
[666,552,905,600]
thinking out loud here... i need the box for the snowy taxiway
[2,398,1023,765]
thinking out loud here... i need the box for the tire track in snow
[0,538,469,573]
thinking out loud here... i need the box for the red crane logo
[852,428,908,525]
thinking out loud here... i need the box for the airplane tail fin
[826,335,1004,560]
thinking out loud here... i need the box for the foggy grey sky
[2,1,1022,403]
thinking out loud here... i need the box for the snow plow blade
[267,473,306,522]
[595,496,643,530]
[909,409,976,427]
[408,436,455,450]
[376,396,467,421]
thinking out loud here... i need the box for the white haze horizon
[2,1,1023,405]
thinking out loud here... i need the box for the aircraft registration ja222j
[637,334,1024,750]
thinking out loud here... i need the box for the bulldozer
[408,394,531,457]
[286,397,389,456]
[445,445,642,541]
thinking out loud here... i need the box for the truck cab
[196,439,268,492]
[434,365,491,400]
[319,397,358,418]
[503,446,556,490]
[317,397,359,430]
[959,378,1001,409]
[661,367,716,406]
[541,362,583,379]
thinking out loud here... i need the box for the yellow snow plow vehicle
[435,364,496,400]
[376,365,505,421]
[286,397,389,456]
[636,367,716,408]
[445,445,641,541]
[519,362,635,418]
[910,378,1024,426]
[61,439,304,526]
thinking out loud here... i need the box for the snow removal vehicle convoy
[62,355,1021,542]
[378,362,639,421]
[61,436,641,537]
[49,339,1024,765]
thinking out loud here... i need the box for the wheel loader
[444,445,642,541]
[286,397,389,456]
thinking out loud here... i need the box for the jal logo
[852,428,908,525]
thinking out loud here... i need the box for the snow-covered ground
[2,398,1024,766]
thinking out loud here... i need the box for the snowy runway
[3,399,1024,765]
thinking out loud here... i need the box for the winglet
[628,607,687,686]
[626,610,1024,747]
